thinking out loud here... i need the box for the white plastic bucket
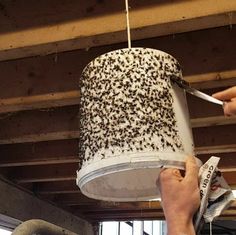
[77,48,195,201]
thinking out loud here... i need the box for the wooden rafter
[0,91,80,114]
[0,27,236,114]
[0,106,235,144]
[196,144,236,155]
[36,180,79,195]
[0,139,79,167]
[2,161,235,185]
[0,76,235,114]
[72,201,236,222]
[191,116,236,128]
[0,0,235,61]
[0,178,92,232]
[8,163,78,183]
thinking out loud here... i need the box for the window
[100,220,165,235]
[0,228,12,235]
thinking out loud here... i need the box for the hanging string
[209,222,212,235]
[125,0,131,48]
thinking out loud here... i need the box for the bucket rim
[81,47,180,75]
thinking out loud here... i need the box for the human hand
[212,86,236,116]
[157,156,200,235]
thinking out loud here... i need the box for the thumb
[223,100,236,116]
[184,156,199,183]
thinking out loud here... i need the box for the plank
[0,106,235,156]
[0,101,235,144]
[51,193,99,206]
[73,202,236,222]
[0,91,80,114]
[185,70,236,84]
[3,161,235,185]
[0,106,79,144]
[191,116,236,128]
[0,130,79,145]
[0,27,235,113]
[0,156,78,167]
[0,77,235,114]
[7,163,78,183]
[196,144,236,155]
[71,201,163,211]
[71,200,236,213]
[192,77,236,90]
[0,0,235,61]
[75,205,236,222]
[0,140,79,167]
[36,180,79,195]
[0,178,92,233]
[198,153,236,169]
[0,27,235,100]
[193,124,236,147]
[34,151,236,193]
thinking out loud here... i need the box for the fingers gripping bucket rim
[77,48,195,201]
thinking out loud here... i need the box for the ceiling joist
[0,75,236,114]
[0,27,236,114]
[0,107,235,144]
[0,0,235,61]
[3,162,236,185]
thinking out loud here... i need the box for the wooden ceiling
[0,0,236,224]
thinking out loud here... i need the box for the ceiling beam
[73,201,162,211]
[193,124,236,147]
[35,180,80,195]
[6,163,78,183]
[71,200,236,213]
[83,211,165,222]
[191,77,236,90]
[0,27,235,114]
[0,140,236,167]
[74,202,236,222]
[31,151,236,193]
[0,104,236,144]
[184,70,236,84]
[0,106,79,144]
[0,156,78,167]
[73,201,236,222]
[195,144,236,155]
[0,134,235,168]
[2,162,235,185]
[16,175,76,184]
[0,76,236,114]
[0,130,79,145]
[0,91,80,114]
[51,193,99,206]
[0,139,79,167]
[0,0,235,61]
[191,116,236,128]
[199,153,236,169]
[0,178,92,233]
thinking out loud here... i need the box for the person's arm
[157,156,200,235]
[212,86,236,116]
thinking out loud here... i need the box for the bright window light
[100,220,163,235]
[133,221,142,235]
[144,221,153,234]
[233,190,236,198]
[120,222,132,235]
[0,228,12,235]
[102,221,119,235]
